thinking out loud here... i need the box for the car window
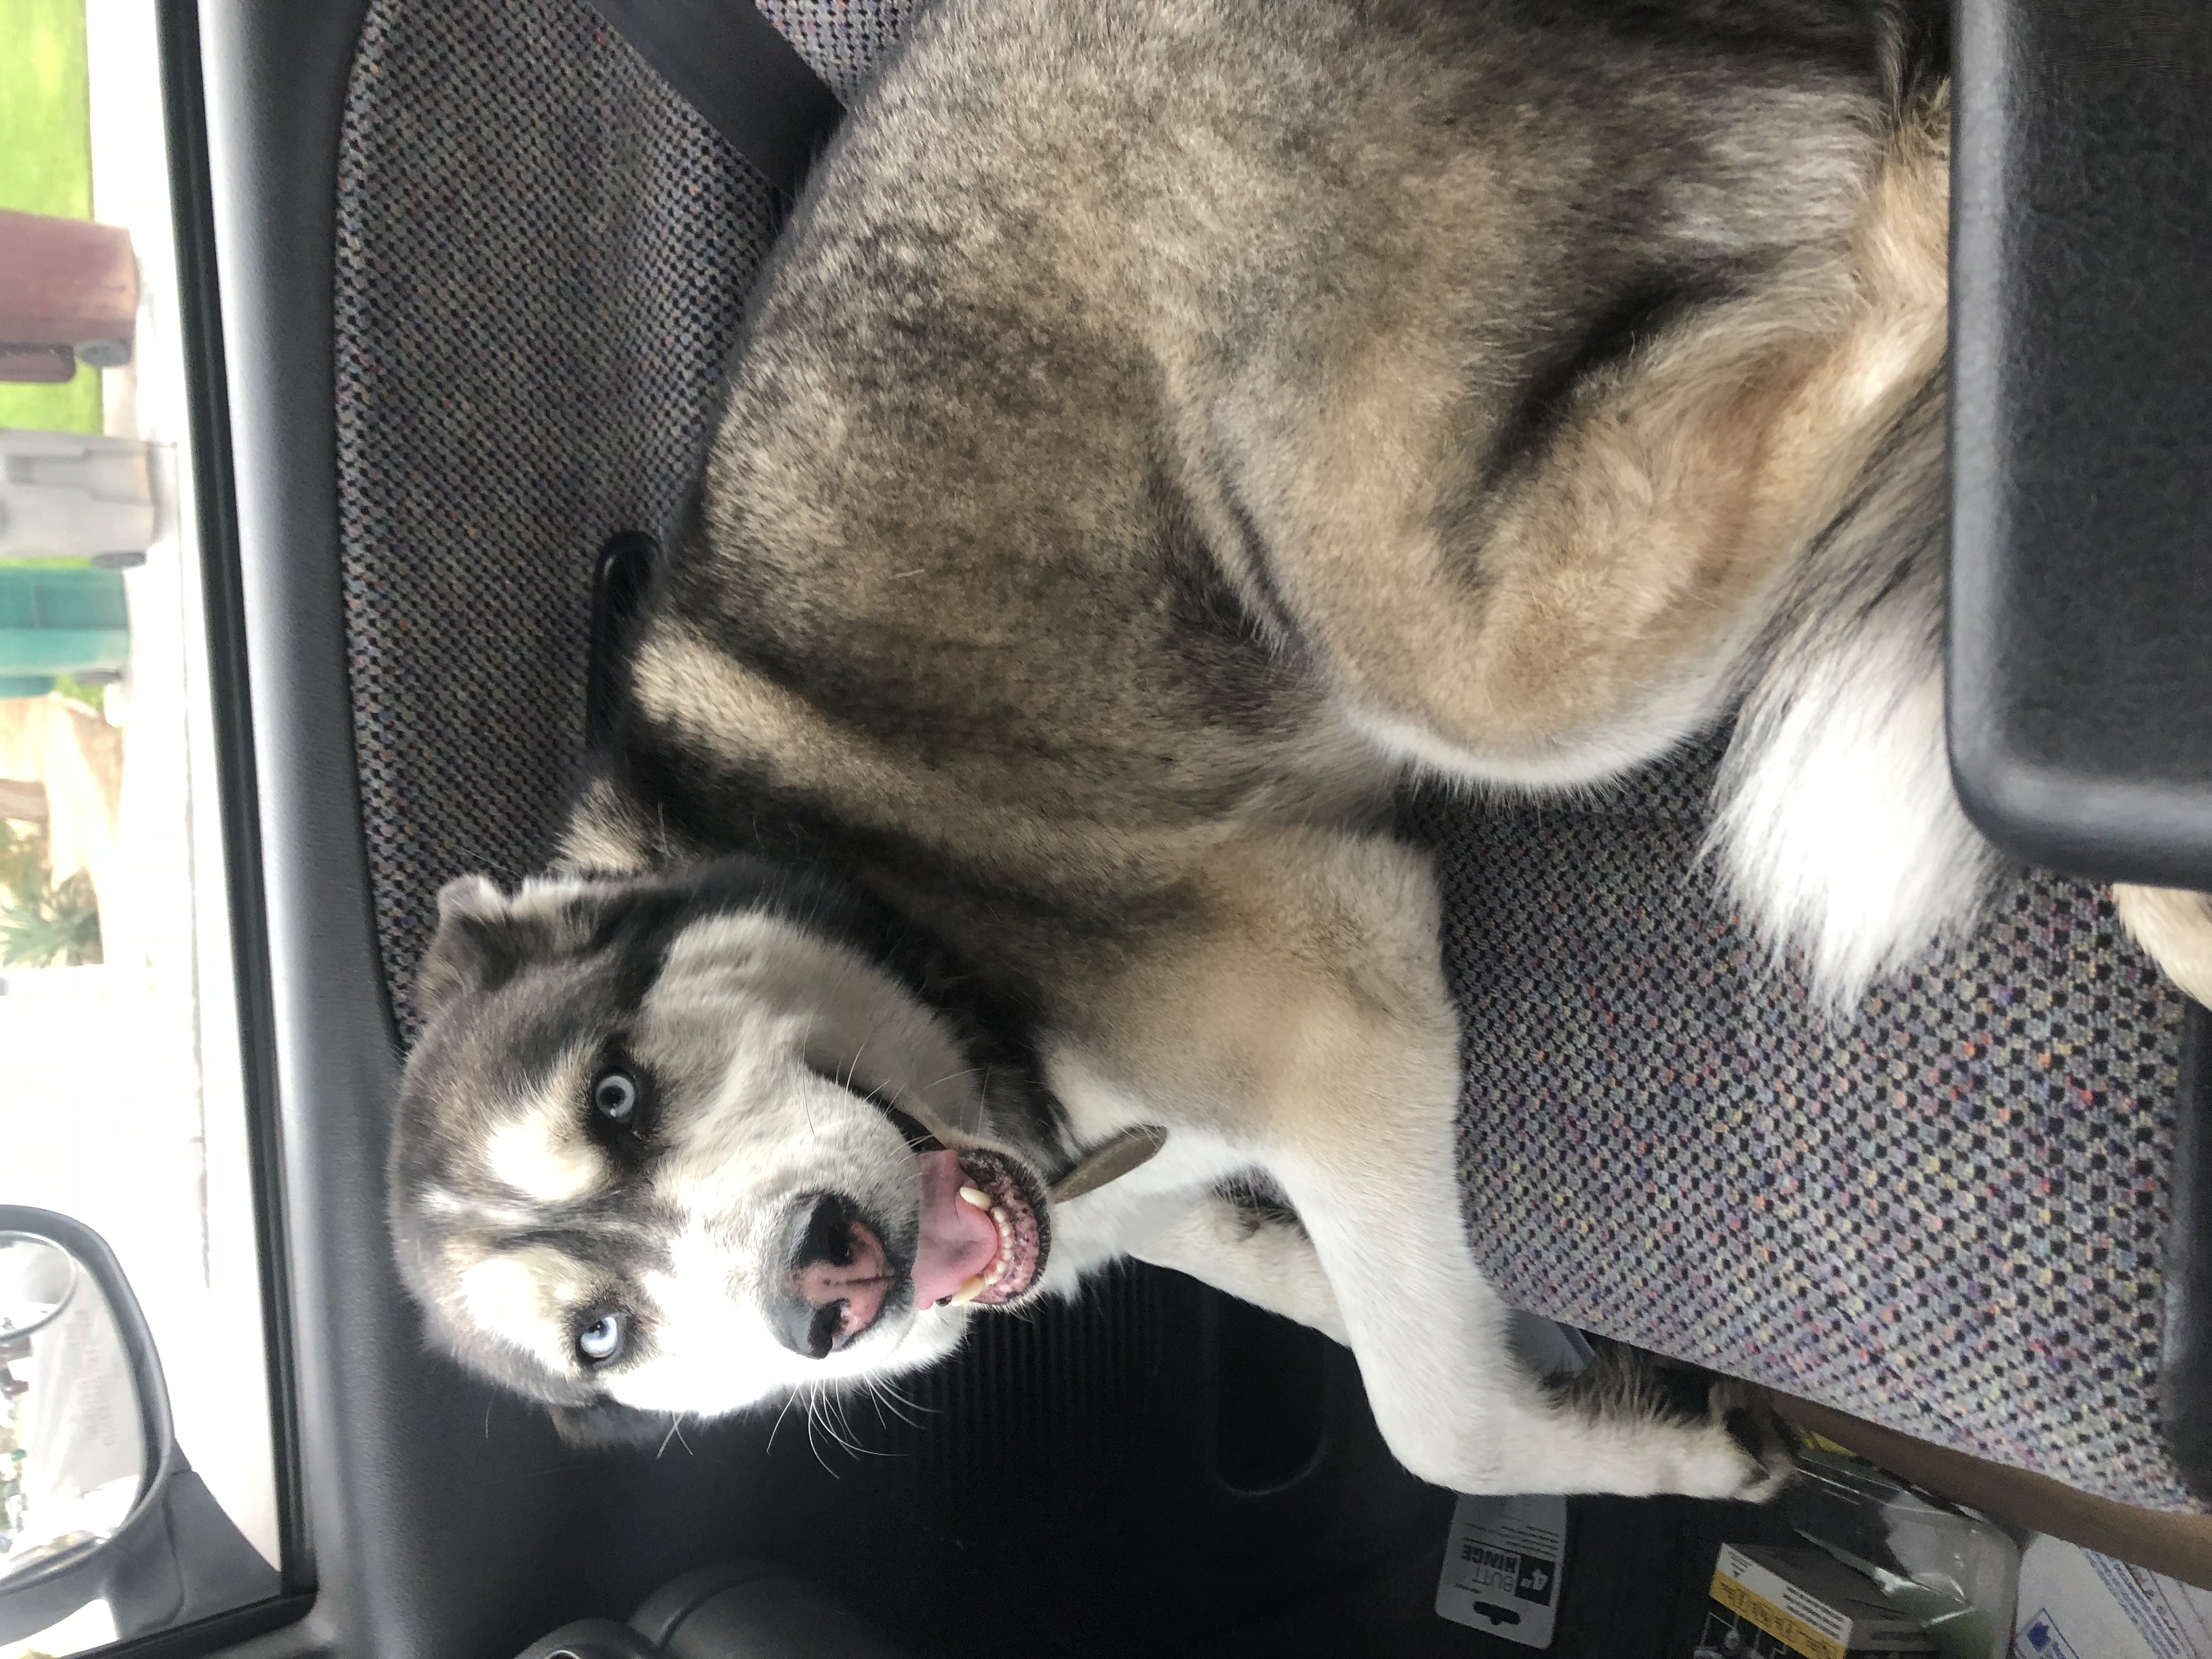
[2,3,283,1653]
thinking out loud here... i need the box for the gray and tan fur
[391,0,2212,1493]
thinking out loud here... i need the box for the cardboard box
[1696,1543,1938,1659]
[2010,1534,2212,1658]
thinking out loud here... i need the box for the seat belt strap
[591,0,845,201]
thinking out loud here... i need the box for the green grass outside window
[0,0,103,436]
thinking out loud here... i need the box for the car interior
[2,1,2210,1656]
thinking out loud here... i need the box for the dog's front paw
[1683,1378,1797,1503]
[1544,1342,1797,1500]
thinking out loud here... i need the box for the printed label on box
[2008,1537,2212,1659]
[1435,1492,1567,1648]
[2012,1609,2084,1659]
[1702,1544,1938,1659]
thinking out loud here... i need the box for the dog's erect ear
[548,1398,684,1452]
[413,875,516,1024]
[437,872,507,926]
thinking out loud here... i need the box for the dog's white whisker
[765,1385,803,1455]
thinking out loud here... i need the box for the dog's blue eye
[593,1071,638,1122]
[577,1313,625,1364]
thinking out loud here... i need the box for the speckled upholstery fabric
[337,0,2200,1504]
[757,0,920,100]
[1403,747,2203,1510]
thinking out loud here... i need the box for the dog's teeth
[949,1276,987,1305]
[958,1186,992,1211]
[984,1262,1005,1284]
[990,1205,1009,1224]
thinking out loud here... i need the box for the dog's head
[389,861,1056,1446]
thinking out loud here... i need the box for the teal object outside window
[0,566,129,692]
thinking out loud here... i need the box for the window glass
[1,2,280,1652]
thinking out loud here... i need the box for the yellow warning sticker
[1711,1568,1848,1659]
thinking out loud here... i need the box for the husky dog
[390,0,2212,1495]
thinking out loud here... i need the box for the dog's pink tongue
[912,1149,999,1307]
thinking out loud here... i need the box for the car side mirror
[0,1207,278,1647]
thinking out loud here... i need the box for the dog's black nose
[774,1193,893,1359]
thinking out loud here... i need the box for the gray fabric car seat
[337,0,775,1015]
[334,0,2210,1517]
[1404,748,2207,1512]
